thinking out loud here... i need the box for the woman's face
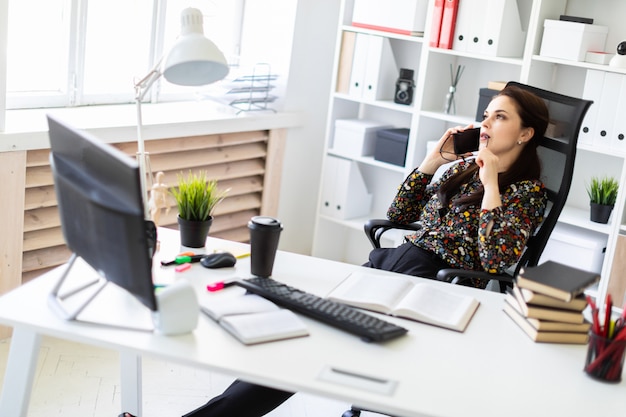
[479,95,531,155]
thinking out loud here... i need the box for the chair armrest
[364,219,421,249]
[437,268,514,292]
[364,220,515,292]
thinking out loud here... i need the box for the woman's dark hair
[438,85,549,209]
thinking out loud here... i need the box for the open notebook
[199,293,309,344]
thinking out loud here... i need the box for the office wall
[279,0,341,255]
[0,0,7,131]
[225,0,339,255]
[238,0,298,111]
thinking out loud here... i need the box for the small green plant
[586,176,619,206]
[171,171,228,221]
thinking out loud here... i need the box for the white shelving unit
[312,0,626,303]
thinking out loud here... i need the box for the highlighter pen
[207,278,240,292]
[153,284,168,293]
[161,254,205,266]
[175,263,192,273]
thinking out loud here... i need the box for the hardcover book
[327,271,480,332]
[516,261,600,302]
[524,314,591,333]
[505,291,585,324]
[503,302,589,344]
[518,287,587,312]
[509,286,590,332]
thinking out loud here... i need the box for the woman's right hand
[418,124,474,174]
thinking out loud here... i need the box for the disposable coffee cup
[248,216,283,277]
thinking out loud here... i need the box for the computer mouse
[200,252,237,269]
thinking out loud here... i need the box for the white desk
[0,228,625,417]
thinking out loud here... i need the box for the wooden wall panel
[262,129,287,216]
[24,185,57,210]
[0,151,26,309]
[23,227,65,252]
[25,165,53,188]
[17,129,283,283]
[26,149,51,166]
[22,245,71,274]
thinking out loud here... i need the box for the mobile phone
[452,128,480,155]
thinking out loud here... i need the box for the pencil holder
[584,331,626,382]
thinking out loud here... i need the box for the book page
[219,309,309,345]
[199,294,278,320]
[327,272,414,314]
[393,284,479,331]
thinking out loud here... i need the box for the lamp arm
[134,56,165,101]
[134,56,164,220]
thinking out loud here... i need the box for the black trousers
[182,380,293,417]
[364,241,450,280]
[183,243,449,417]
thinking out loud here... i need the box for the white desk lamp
[134,7,230,218]
[134,8,229,335]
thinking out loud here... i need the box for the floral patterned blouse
[387,159,547,277]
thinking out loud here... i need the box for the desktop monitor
[47,114,157,314]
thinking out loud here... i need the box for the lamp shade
[163,8,229,86]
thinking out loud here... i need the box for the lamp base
[152,280,199,335]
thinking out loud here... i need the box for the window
[6,0,71,108]
[5,0,245,110]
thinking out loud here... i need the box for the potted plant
[586,176,619,224]
[171,170,228,247]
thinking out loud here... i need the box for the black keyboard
[235,277,408,342]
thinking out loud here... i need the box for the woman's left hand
[476,148,502,213]
[476,148,502,218]
[475,147,499,188]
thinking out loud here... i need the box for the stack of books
[503,261,601,344]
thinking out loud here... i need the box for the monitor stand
[48,253,109,321]
[47,253,199,336]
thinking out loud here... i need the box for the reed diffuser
[444,64,465,114]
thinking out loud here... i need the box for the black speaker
[394,68,414,105]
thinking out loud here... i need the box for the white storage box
[585,51,614,65]
[540,19,608,62]
[539,223,607,274]
[332,119,391,158]
[352,0,428,36]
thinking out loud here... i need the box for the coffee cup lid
[248,216,282,229]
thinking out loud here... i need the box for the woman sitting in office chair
[364,84,549,286]
[120,84,549,417]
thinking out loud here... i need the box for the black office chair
[342,82,592,417]
[364,81,592,291]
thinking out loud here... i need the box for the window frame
[3,0,243,111]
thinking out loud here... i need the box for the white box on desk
[352,0,428,35]
[332,119,391,158]
[540,19,608,62]
[539,223,607,274]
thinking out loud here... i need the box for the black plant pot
[178,215,213,248]
[590,203,613,224]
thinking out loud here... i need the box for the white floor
[0,335,374,417]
